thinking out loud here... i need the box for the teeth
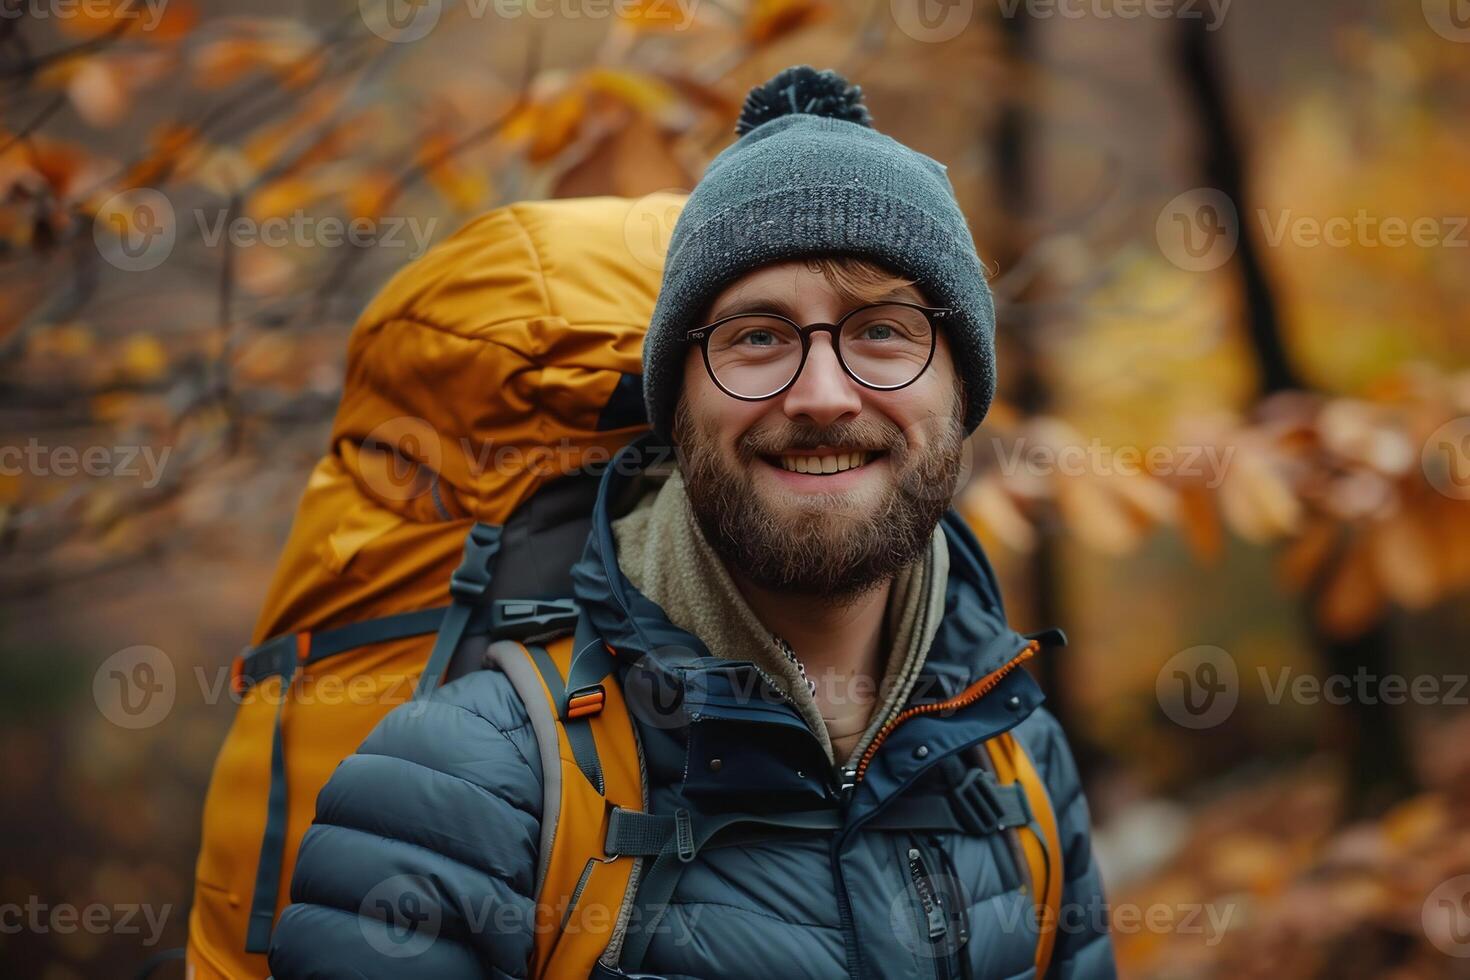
[777,451,870,474]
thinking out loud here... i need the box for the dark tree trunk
[1173,15,1416,818]
[991,10,1105,789]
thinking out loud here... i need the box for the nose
[780,333,862,428]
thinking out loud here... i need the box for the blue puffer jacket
[269,443,1116,980]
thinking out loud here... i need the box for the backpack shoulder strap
[482,627,646,980]
[983,731,1063,978]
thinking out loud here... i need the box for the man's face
[674,260,967,604]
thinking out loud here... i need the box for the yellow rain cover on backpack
[185,194,685,980]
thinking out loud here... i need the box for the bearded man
[268,65,1115,980]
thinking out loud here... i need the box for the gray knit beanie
[642,65,997,445]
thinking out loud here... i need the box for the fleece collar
[607,465,949,767]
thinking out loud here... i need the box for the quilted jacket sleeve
[1014,706,1118,980]
[268,669,544,980]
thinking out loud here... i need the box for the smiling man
[269,65,1114,979]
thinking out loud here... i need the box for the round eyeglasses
[684,302,950,401]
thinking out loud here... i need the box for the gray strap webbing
[414,522,502,700]
[524,641,604,794]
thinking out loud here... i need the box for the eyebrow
[706,285,925,323]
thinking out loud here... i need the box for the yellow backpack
[185,193,1063,979]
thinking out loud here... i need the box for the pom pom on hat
[734,65,874,136]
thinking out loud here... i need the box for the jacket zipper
[906,841,952,980]
[849,640,1038,790]
[831,638,1038,979]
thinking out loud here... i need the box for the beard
[673,392,966,606]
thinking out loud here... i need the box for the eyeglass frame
[683,301,953,402]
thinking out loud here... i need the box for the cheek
[681,351,775,450]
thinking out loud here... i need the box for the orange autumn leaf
[1277,518,1338,592]
[1316,536,1388,639]
[961,475,1036,553]
[506,86,592,163]
[1368,507,1440,609]
[745,0,830,44]
[341,170,398,221]
[1178,482,1225,564]
[120,123,200,189]
[1056,474,1145,555]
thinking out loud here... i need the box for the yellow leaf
[248,176,320,221]
[960,476,1035,552]
[121,334,168,382]
[583,68,679,115]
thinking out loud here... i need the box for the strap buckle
[952,769,1030,834]
[566,685,605,719]
[491,598,581,640]
[449,523,502,603]
[674,808,695,863]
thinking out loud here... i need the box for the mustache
[738,419,905,459]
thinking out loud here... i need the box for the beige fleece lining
[611,468,949,769]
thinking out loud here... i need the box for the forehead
[705,260,927,320]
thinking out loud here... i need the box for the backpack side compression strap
[484,633,646,980]
[984,731,1063,977]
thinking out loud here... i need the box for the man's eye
[738,329,776,346]
[863,323,895,340]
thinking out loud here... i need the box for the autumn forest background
[3,0,1470,977]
